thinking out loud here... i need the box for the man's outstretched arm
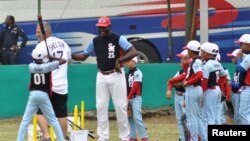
[72,53,89,61]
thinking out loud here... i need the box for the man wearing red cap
[72,16,138,141]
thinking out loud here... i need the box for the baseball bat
[37,15,50,55]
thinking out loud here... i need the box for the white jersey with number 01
[35,36,71,94]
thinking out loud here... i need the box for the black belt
[99,70,115,75]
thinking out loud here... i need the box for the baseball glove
[226,100,234,118]
[127,103,132,117]
[221,94,226,102]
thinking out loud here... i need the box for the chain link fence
[0,0,168,22]
[204,0,250,34]
[0,0,190,42]
[1,0,249,63]
[1,0,250,34]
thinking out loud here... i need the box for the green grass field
[0,115,179,141]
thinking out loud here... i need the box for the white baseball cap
[132,56,138,63]
[32,48,45,60]
[176,49,188,57]
[183,40,201,52]
[201,42,219,55]
[235,34,250,44]
[226,49,241,57]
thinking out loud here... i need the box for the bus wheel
[131,41,161,64]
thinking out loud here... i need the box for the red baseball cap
[176,50,192,63]
[176,49,188,58]
[226,49,240,57]
[96,16,111,27]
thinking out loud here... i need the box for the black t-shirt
[93,32,124,71]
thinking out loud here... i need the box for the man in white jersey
[35,22,71,140]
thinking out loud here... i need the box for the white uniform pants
[96,69,130,141]
[239,86,250,125]
[185,85,207,141]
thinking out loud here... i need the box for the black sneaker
[66,135,70,141]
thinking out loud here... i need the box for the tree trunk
[185,0,196,43]
[167,0,173,62]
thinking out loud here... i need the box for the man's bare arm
[117,47,138,63]
[71,54,89,61]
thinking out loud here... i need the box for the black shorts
[37,91,68,118]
